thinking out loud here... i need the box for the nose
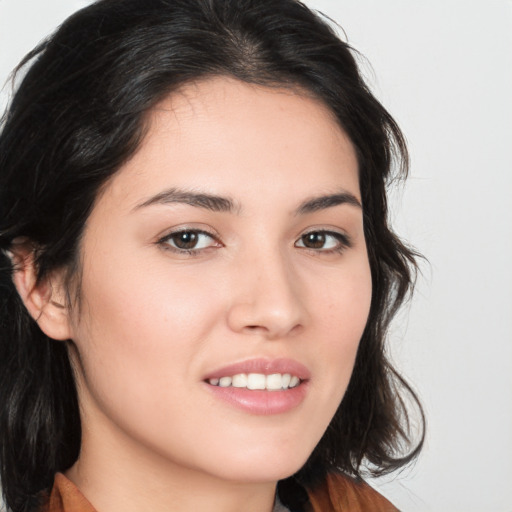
[226,248,307,340]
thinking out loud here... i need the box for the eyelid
[295,228,352,253]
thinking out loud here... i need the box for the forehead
[99,76,360,212]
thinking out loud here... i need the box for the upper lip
[204,358,311,381]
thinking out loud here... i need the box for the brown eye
[171,231,199,249]
[161,230,218,252]
[301,232,326,249]
[295,230,351,252]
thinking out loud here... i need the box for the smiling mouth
[207,373,301,391]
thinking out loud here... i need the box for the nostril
[246,325,266,331]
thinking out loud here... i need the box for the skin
[17,77,372,512]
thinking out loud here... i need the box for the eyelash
[157,228,352,256]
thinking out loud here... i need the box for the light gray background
[1,1,511,511]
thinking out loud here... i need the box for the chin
[197,441,313,484]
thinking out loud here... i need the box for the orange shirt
[44,472,398,512]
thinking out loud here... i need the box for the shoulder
[306,472,399,512]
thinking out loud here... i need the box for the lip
[203,358,311,381]
[203,358,310,415]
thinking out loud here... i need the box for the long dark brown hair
[0,1,424,510]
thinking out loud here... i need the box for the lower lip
[205,382,308,415]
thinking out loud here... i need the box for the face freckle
[67,76,372,485]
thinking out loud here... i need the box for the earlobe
[10,244,73,341]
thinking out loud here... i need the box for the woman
[0,0,424,511]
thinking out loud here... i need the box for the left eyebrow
[295,192,362,215]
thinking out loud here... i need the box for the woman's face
[66,77,372,484]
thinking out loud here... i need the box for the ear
[10,243,73,341]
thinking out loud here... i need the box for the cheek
[299,255,372,420]
[70,255,222,404]
[69,260,230,468]
[82,239,218,326]
[312,255,372,346]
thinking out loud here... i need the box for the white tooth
[289,376,300,388]
[232,373,248,388]
[219,376,232,387]
[281,373,291,389]
[209,378,219,386]
[247,373,266,390]
[266,373,283,390]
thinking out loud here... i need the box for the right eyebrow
[132,187,239,213]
